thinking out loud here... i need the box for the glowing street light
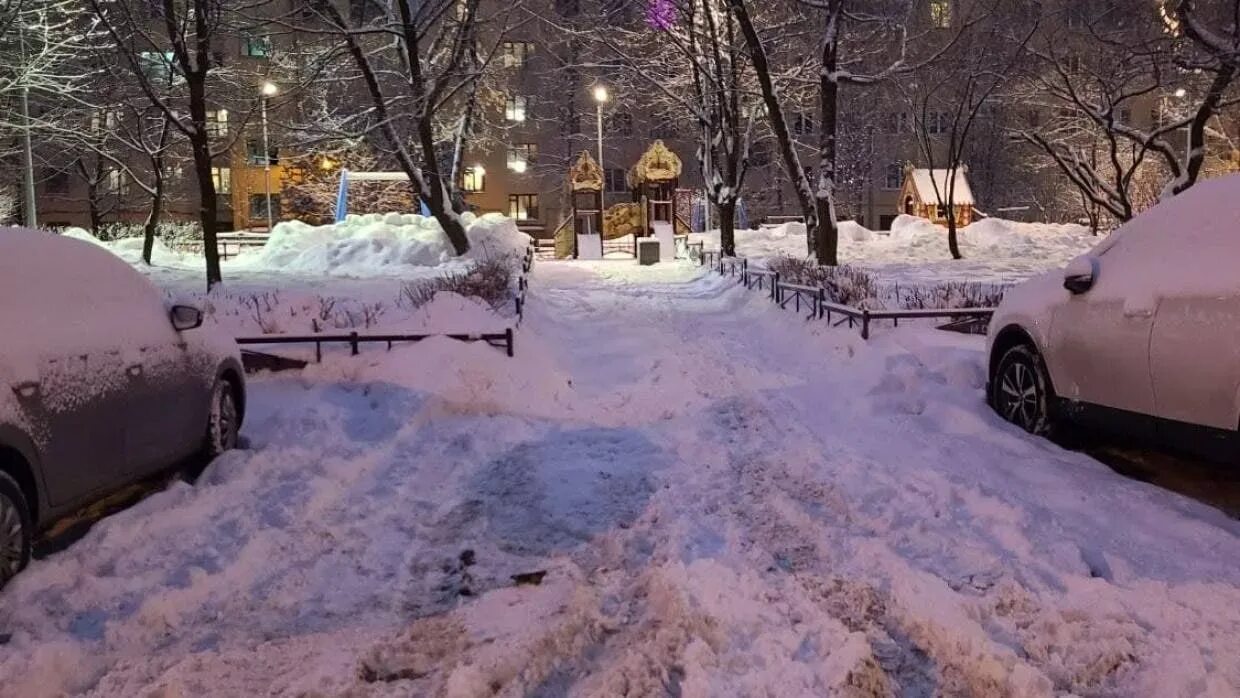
[593,84,608,211]
[259,81,279,231]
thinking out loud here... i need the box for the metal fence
[703,250,996,340]
[237,244,535,372]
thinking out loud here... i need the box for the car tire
[0,471,32,589]
[990,343,1057,436]
[205,378,240,458]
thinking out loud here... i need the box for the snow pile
[695,215,1100,285]
[398,291,508,334]
[248,212,529,276]
[60,226,198,267]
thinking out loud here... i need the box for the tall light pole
[19,26,36,228]
[260,81,278,231]
[593,85,608,210]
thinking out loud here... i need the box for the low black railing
[236,328,515,364]
[702,250,996,340]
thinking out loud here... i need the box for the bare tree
[583,0,758,256]
[298,0,515,255]
[85,0,262,288]
[731,0,965,265]
[903,1,1033,258]
[1018,0,1239,224]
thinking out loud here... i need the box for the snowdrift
[249,212,530,276]
[694,215,1099,285]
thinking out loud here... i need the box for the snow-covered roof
[908,168,974,206]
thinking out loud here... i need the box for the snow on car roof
[1090,174,1240,295]
[0,227,171,363]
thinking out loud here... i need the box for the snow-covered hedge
[254,212,530,276]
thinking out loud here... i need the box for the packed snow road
[2,262,1238,696]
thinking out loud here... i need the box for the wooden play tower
[568,150,604,259]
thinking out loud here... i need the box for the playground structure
[560,140,692,260]
[333,170,432,223]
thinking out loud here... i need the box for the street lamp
[593,85,608,208]
[260,81,278,231]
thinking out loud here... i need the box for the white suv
[987,175,1240,461]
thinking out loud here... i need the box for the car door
[1046,248,1157,419]
[21,341,131,508]
[122,295,208,475]
[1149,294,1240,432]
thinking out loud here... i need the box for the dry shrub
[765,255,882,307]
[897,282,1008,310]
[397,257,515,310]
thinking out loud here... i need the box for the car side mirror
[170,305,204,331]
[1063,255,1098,295]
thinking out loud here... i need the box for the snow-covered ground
[2,260,1237,696]
[694,215,1102,285]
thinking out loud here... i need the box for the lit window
[461,166,485,193]
[107,169,130,196]
[505,95,528,122]
[212,166,231,194]
[507,144,538,172]
[930,1,951,28]
[206,109,229,137]
[139,51,176,82]
[500,41,534,68]
[242,33,272,58]
[508,194,539,220]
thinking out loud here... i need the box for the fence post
[506,328,515,357]
[817,287,826,320]
[349,331,360,356]
[861,310,871,341]
[742,258,748,286]
[315,341,322,364]
[771,272,780,302]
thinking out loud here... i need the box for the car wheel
[0,472,32,589]
[991,343,1056,436]
[206,379,240,458]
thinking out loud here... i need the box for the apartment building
[30,0,1225,235]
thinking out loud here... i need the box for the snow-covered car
[986,175,1240,460]
[0,228,245,587]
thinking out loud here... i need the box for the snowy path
[2,262,1239,696]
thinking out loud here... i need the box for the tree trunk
[187,87,221,287]
[142,170,164,265]
[718,199,736,256]
[815,9,841,266]
[88,184,103,234]
[946,214,962,259]
[727,0,817,243]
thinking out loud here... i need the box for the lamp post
[593,85,608,209]
[260,81,278,231]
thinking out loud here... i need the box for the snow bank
[397,291,508,334]
[695,216,1100,285]
[248,212,530,276]
[60,227,197,267]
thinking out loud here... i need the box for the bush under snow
[253,212,530,276]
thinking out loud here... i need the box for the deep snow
[694,215,1101,285]
[1,261,1237,696]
